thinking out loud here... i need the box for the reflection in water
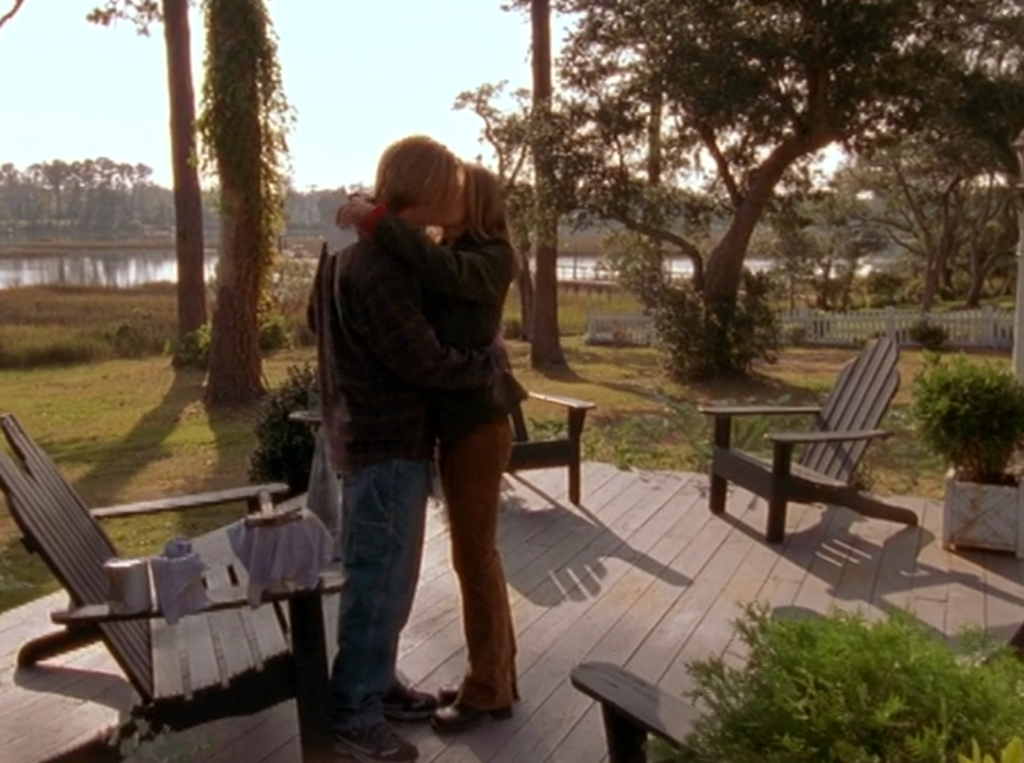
[0,248,778,290]
[0,249,220,289]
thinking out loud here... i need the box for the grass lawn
[0,333,967,613]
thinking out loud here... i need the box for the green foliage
[248,363,316,495]
[647,271,779,382]
[258,311,293,353]
[667,605,1024,763]
[168,314,289,370]
[103,309,168,358]
[908,319,949,352]
[866,270,911,308]
[910,354,1024,483]
[961,738,1024,763]
[87,1,161,34]
[197,0,292,297]
[170,323,211,370]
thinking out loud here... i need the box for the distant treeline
[0,158,353,240]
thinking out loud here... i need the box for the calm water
[0,247,770,290]
[0,249,220,290]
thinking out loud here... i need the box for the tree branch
[507,145,529,186]
[0,0,26,34]
[613,213,705,274]
[691,118,741,207]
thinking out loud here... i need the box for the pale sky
[0,0,559,189]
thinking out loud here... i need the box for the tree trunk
[514,232,535,339]
[206,186,263,406]
[162,0,207,340]
[202,0,268,408]
[920,251,939,312]
[529,0,566,368]
[702,138,814,306]
[964,267,985,308]
[517,264,534,338]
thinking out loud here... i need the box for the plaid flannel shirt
[312,239,500,471]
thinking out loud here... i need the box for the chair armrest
[767,429,890,445]
[51,570,345,625]
[570,661,698,753]
[89,483,290,520]
[528,391,597,411]
[699,405,821,418]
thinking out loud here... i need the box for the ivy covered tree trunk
[528,0,566,368]
[162,0,207,341]
[200,0,289,407]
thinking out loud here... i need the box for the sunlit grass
[0,284,975,613]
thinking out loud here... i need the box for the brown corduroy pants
[439,417,518,711]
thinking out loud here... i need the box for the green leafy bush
[248,363,317,495]
[666,605,1024,763]
[908,319,949,352]
[647,270,779,382]
[171,323,212,370]
[865,270,909,307]
[910,354,1024,483]
[258,311,293,354]
[962,738,1024,763]
[170,313,293,370]
[105,309,168,358]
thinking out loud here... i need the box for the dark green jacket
[374,213,526,442]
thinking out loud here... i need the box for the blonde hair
[462,164,510,245]
[374,135,462,214]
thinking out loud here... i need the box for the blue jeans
[330,459,432,732]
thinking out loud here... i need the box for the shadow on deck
[2,462,1020,763]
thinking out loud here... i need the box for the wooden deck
[2,462,1024,762]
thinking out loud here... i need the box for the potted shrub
[910,354,1024,555]
[656,605,1024,762]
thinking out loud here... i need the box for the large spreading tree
[520,0,1024,312]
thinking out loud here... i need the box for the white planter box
[942,471,1023,557]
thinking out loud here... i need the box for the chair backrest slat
[797,338,900,483]
[0,414,154,699]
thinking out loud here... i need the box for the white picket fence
[584,306,1015,350]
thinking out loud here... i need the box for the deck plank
[3,463,1021,763]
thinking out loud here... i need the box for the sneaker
[382,682,438,722]
[334,723,418,762]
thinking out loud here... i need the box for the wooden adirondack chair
[0,413,339,759]
[507,392,596,505]
[699,338,918,543]
[292,389,597,505]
